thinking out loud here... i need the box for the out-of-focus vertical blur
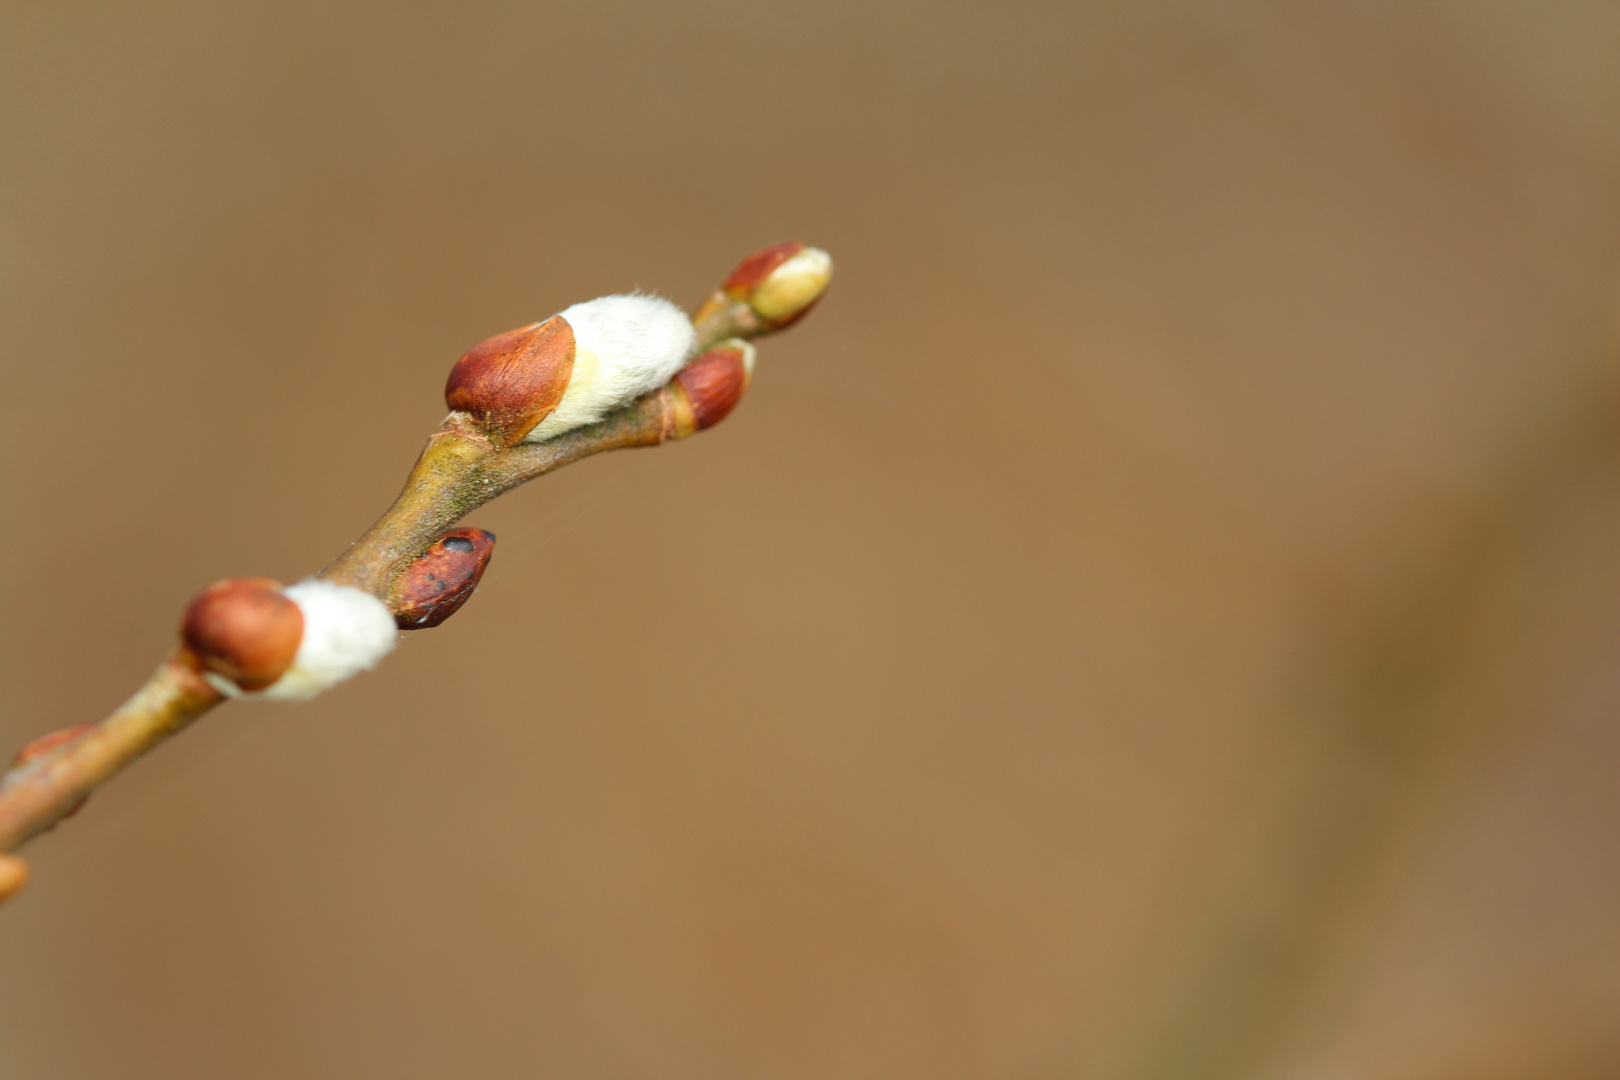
[2,2,1617,1078]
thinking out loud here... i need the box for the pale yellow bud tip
[750,247,833,324]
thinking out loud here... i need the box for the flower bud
[669,340,756,438]
[445,316,576,446]
[10,724,96,820]
[185,578,397,701]
[182,577,305,692]
[723,242,833,329]
[523,294,696,442]
[253,581,398,701]
[392,528,496,629]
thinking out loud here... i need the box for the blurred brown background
[3,1,1618,1078]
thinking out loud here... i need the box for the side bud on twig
[258,582,398,701]
[524,294,696,441]
[392,528,496,629]
[182,578,396,700]
[12,725,97,768]
[669,340,756,438]
[181,578,305,692]
[445,295,695,446]
[10,725,97,821]
[713,242,833,331]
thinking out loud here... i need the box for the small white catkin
[247,581,397,701]
[524,293,696,442]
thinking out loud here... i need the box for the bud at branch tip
[722,242,833,330]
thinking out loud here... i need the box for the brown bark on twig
[0,246,830,897]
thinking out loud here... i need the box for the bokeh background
[3,2,1618,1078]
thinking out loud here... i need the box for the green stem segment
[320,392,680,601]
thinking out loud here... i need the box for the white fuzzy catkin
[523,294,696,442]
[208,580,398,701]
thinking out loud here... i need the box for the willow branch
[0,658,223,854]
[318,390,677,598]
[0,242,831,902]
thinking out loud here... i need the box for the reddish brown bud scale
[723,241,806,302]
[672,342,754,437]
[445,317,576,446]
[715,242,832,332]
[392,528,496,629]
[180,578,304,691]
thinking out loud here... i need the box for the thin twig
[0,245,830,895]
[0,656,222,852]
